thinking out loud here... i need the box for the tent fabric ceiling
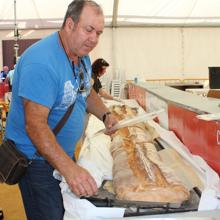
[1,0,220,30]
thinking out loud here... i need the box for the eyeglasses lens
[79,70,85,92]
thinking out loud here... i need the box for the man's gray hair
[62,0,103,28]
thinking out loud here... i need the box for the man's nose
[89,31,98,44]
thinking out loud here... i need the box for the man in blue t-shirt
[5,1,117,219]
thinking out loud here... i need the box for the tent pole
[14,0,19,64]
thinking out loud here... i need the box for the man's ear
[66,17,75,31]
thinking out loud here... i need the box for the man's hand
[103,113,118,135]
[86,88,119,135]
[66,164,98,197]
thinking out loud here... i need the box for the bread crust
[110,105,190,203]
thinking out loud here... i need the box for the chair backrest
[111,80,121,98]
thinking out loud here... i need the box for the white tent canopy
[1,0,220,30]
[1,0,220,82]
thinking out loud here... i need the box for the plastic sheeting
[54,99,220,220]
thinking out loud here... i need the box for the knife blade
[93,109,164,137]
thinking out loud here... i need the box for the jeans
[18,160,64,220]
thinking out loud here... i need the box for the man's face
[69,5,104,57]
[3,66,9,73]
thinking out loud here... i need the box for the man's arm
[87,88,109,119]
[87,88,118,130]
[23,99,97,197]
[99,88,114,100]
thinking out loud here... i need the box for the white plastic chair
[111,80,121,98]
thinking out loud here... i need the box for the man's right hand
[65,163,98,197]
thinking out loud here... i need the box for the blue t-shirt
[5,32,92,159]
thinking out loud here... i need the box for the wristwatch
[102,112,111,122]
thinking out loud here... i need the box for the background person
[92,58,121,101]
[5,64,15,91]
[0,65,9,81]
[5,1,117,220]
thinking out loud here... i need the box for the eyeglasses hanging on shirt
[58,31,88,93]
[72,59,88,93]
[78,69,85,92]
